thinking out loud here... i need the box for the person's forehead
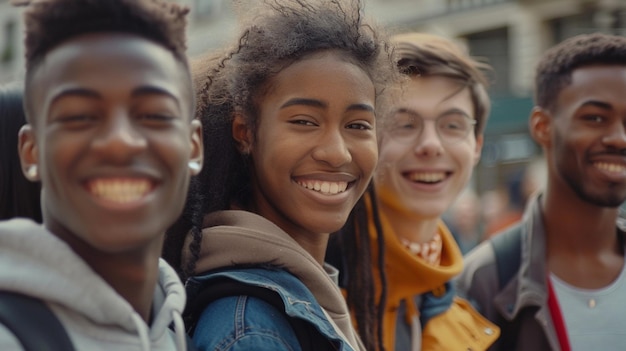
[569,64,626,82]
[556,65,626,106]
[29,33,188,112]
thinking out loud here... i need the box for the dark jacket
[457,195,626,351]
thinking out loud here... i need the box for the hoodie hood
[0,218,187,351]
[182,210,362,349]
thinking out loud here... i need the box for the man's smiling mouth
[404,171,448,183]
[87,178,152,204]
[595,162,626,174]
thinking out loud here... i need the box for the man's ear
[473,134,484,166]
[188,119,204,176]
[232,113,253,154]
[18,124,39,182]
[529,106,551,148]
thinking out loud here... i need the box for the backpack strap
[489,224,523,350]
[183,332,199,351]
[185,277,331,351]
[0,291,75,351]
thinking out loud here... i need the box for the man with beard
[458,33,626,351]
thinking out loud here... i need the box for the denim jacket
[186,267,355,351]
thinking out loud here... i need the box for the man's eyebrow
[132,86,179,100]
[50,88,100,106]
[50,86,182,105]
[392,108,420,117]
[579,100,613,110]
[440,107,471,117]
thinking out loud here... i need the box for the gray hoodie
[0,218,187,351]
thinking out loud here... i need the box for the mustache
[590,148,626,157]
[608,148,626,156]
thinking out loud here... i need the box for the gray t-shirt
[550,261,626,350]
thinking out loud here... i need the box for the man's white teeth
[595,162,626,174]
[409,172,446,183]
[89,179,150,203]
[298,180,348,195]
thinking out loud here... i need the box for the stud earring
[188,161,202,174]
[26,165,38,180]
[241,145,251,155]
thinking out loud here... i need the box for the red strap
[547,276,571,351]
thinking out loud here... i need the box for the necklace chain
[400,232,443,266]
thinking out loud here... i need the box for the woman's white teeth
[298,180,348,195]
[409,172,446,183]
[89,179,150,203]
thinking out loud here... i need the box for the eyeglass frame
[384,108,477,144]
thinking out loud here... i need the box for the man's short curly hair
[19,0,191,122]
[535,32,626,111]
[22,0,189,71]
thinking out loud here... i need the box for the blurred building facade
[1,0,625,192]
[0,0,24,84]
[369,0,626,194]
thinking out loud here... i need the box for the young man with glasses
[328,32,497,351]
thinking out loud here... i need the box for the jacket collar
[494,195,548,321]
[496,194,626,319]
[494,194,626,348]
[182,210,363,349]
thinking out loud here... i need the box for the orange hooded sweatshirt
[365,193,499,351]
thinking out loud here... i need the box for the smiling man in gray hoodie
[0,0,203,350]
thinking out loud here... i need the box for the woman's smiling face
[239,51,377,241]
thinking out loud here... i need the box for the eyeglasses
[386,110,477,144]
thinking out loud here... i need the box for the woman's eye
[347,122,372,130]
[289,119,316,126]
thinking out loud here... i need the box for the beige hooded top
[182,210,365,350]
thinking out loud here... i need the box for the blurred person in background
[0,82,42,222]
[483,158,546,239]
[445,187,483,254]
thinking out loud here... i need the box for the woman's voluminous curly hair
[162,1,398,350]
